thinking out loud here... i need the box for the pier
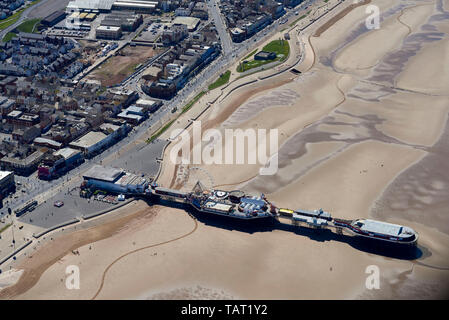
[77,165,418,248]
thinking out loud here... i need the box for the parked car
[54,201,64,208]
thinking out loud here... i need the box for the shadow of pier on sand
[141,197,426,261]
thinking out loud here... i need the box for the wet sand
[3,0,449,299]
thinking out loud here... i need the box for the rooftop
[360,219,403,236]
[54,147,81,160]
[96,25,121,31]
[0,170,13,181]
[172,16,200,31]
[69,131,108,148]
[67,0,115,11]
[34,137,63,148]
[116,172,147,186]
[7,110,22,118]
[136,98,157,106]
[83,164,123,182]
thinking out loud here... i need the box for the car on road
[54,201,64,208]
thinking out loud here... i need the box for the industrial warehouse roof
[69,131,108,149]
[67,0,115,11]
[42,10,66,23]
[67,0,158,12]
[83,164,123,182]
[113,1,158,9]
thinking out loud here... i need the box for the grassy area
[0,11,25,30]
[237,39,290,73]
[147,119,176,144]
[289,10,311,27]
[181,91,206,114]
[146,90,207,143]
[2,32,16,42]
[2,18,41,42]
[0,0,42,31]
[242,49,258,61]
[208,70,231,90]
[126,63,140,74]
[0,223,12,234]
[16,18,41,33]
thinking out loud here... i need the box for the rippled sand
[4,0,449,300]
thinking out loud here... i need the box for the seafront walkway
[0,0,349,271]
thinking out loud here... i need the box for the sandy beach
[2,0,449,299]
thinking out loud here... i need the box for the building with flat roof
[112,1,158,13]
[96,25,122,39]
[135,98,161,112]
[117,105,145,124]
[83,164,149,194]
[254,51,276,60]
[66,0,158,13]
[172,16,200,31]
[86,13,97,20]
[69,131,109,157]
[83,164,123,182]
[100,11,143,31]
[67,0,116,13]
[54,147,82,162]
[79,12,89,20]
[161,23,188,45]
[41,10,67,27]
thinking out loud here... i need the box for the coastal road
[0,0,51,39]
[3,0,327,225]
[0,0,333,266]
[207,0,233,55]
